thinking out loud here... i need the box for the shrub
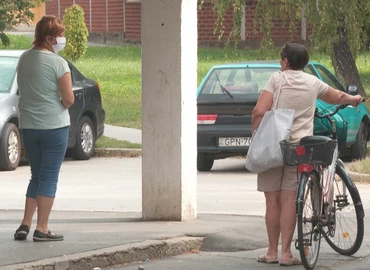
[63,4,88,62]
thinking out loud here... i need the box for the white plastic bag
[245,108,295,172]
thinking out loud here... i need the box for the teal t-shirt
[17,49,71,129]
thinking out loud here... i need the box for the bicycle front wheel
[323,160,364,255]
[297,171,322,270]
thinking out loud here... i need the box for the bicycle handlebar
[314,98,366,119]
[314,104,348,119]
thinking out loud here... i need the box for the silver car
[0,50,105,171]
[0,50,21,171]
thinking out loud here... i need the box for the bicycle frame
[296,113,339,218]
[321,143,338,220]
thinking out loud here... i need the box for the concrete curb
[348,171,370,183]
[94,148,142,158]
[0,236,203,270]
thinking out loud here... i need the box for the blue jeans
[21,127,69,198]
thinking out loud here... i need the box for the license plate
[219,137,251,147]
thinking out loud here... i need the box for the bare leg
[280,190,297,262]
[20,197,37,228]
[35,195,55,234]
[263,191,281,260]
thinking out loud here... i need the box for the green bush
[63,4,88,62]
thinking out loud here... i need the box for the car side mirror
[347,85,359,95]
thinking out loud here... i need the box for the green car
[197,61,369,171]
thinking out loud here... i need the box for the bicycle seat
[300,135,331,145]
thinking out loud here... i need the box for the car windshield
[198,67,280,100]
[0,56,18,93]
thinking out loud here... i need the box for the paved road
[2,157,370,216]
[0,157,266,215]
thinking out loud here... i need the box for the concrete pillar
[141,0,197,221]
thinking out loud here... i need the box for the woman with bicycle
[252,42,362,266]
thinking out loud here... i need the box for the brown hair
[33,15,65,47]
[280,42,309,70]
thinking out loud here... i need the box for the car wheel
[350,122,368,160]
[70,116,96,160]
[197,153,214,171]
[0,123,21,171]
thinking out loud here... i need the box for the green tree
[208,0,370,96]
[63,4,88,62]
[0,0,45,46]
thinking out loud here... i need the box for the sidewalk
[1,209,369,270]
[104,124,141,144]
[0,211,268,270]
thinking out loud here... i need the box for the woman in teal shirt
[14,15,74,242]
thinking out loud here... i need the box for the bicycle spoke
[332,215,358,249]
[323,168,364,255]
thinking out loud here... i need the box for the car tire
[350,122,368,160]
[70,116,96,160]
[0,123,21,171]
[197,153,214,171]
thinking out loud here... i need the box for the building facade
[42,0,307,48]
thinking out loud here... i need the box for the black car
[0,50,105,171]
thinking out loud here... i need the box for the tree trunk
[331,27,366,97]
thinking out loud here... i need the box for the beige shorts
[257,165,299,192]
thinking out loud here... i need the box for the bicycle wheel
[297,171,322,270]
[323,160,364,255]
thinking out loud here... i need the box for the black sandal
[33,230,64,242]
[14,224,30,240]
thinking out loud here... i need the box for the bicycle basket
[279,140,337,166]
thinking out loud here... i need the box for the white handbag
[246,74,295,173]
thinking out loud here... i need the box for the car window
[314,65,345,91]
[198,67,280,100]
[252,68,278,89]
[0,56,18,93]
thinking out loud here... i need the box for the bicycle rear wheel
[297,171,322,270]
[323,160,364,255]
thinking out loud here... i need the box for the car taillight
[197,114,218,124]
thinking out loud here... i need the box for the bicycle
[280,104,365,270]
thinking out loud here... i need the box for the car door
[310,64,359,143]
[67,64,85,146]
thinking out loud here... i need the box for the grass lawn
[3,34,370,129]
[350,157,370,174]
[95,135,141,149]
[348,145,370,174]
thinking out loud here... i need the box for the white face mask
[52,37,66,54]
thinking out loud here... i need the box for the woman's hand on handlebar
[350,94,363,107]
